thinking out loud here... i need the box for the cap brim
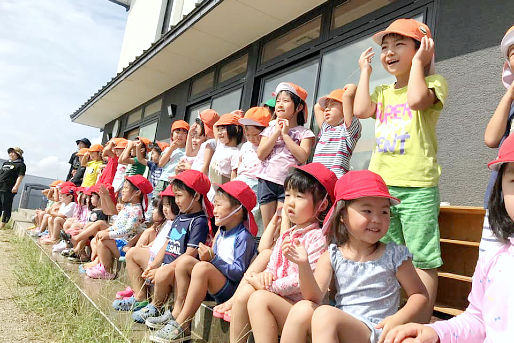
[487,159,514,171]
[372,29,420,45]
[501,30,514,60]
[238,118,266,127]
[318,96,342,109]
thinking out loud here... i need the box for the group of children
[26,19,514,343]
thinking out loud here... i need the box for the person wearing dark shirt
[67,138,91,181]
[0,147,26,228]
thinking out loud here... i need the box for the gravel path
[0,229,45,342]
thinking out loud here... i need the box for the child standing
[354,19,448,320]
[280,170,428,343]
[385,134,514,343]
[149,180,258,342]
[231,163,336,343]
[112,139,129,192]
[257,82,316,229]
[189,109,219,175]
[81,144,104,187]
[210,113,244,184]
[157,120,190,193]
[312,85,362,177]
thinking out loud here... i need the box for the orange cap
[88,144,104,152]
[372,18,431,45]
[111,137,125,145]
[50,180,64,187]
[239,107,271,127]
[274,82,309,121]
[318,88,346,109]
[136,137,152,151]
[155,141,170,152]
[171,120,190,133]
[76,148,89,156]
[114,138,128,149]
[199,109,220,138]
[214,113,243,127]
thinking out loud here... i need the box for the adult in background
[67,138,91,181]
[0,147,26,228]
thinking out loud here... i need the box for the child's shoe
[116,286,133,299]
[86,263,116,280]
[132,303,162,323]
[149,319,190,343]
[112,296,148,312]
[145,309,173,330]
[52,240,68,253]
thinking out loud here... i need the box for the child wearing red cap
[480,26,514,262]
[313,85,362,178]
[80,144,105,187]
[231,163,335,343]
[257,82,316,230]
[280,170,428,343]
[387,133,514,343]
[149,180,258,342]
[132,170,211,323]
[354,18,448,318]
[41,186,77,245]
[86,175,152,279]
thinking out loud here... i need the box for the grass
[11,233,128,343]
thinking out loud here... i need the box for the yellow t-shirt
[81,160,104,187]
[369,74,448,187]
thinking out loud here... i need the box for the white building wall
[117,0,167,72]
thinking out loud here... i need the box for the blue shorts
[210,279,237,304]
[115,239,128,257]
[257,178,285,205]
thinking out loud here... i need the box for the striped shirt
[313,118,362,178]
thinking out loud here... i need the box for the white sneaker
[52,240,68,253]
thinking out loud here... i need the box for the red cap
[292,163,337,203]
[126,175,153,211]
[59,181,76,189]
[172,120,190,133]
[160,185,175,197]
[90,183,117,204]
[372,18,431,45]
[275,82,309,122]
[83,187,93,196]
[214,180,258,236]
[488,134,514,170]
[60,186,76,195]
[199,109,220,138]
[170,170,213,218]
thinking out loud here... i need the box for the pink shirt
[258,122,315,185]
[237,141,262,179]
[265,223,326,302]
[429,238,514,342]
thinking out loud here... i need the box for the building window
[332,0,397,30]
[186,101,211,126]
[191,71,215,96]
[139,121,158,141]
[126,109,142,126]
[211,88,242,115]
[143,98,162,117]
[219,54,248,83]
[261,16,322,63]
[125,127,139,140]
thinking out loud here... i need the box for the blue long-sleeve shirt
[211,223,256,284]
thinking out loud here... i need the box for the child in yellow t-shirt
[354,18,448,321]
[81,144,105,187]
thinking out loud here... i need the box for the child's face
[343,197,391,245]
[217,126,230,145]
[61,193,73,204]
[91,194,100,208]
[213,193,239,227]
[502,163,514,222]
[116,201,124,212]
[323,99,344,126]
[275,91,298,120]
[121,181,139,203]
[172,185,196,213]
[162,197,176,220]
[152,205,165,222]
[284,187,316,226]
[151,149,160,163]
[172,129,188,148]
[90,151,100,160]
[380,35,417,77]
[244,126,262,146]
[77,142,87,149]
[191,126,206,151]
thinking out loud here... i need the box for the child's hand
[506,82,514,101]
[412,36,434,67]
[381,322,439,343]
[258,271,275,289]
[376,315,405,343]
[142,268,157,282]
[96,231,110,241]
[278,119,290,136]
[283,239,308,265]
[244,272,265,290]
[359,47,375,73]
[198,242,213,261]
[98,185,109,198]
[135,141,143,150]
[190,122,199,133]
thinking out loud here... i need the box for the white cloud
[0,0,127,180]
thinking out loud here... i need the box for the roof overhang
[71,0,326,128]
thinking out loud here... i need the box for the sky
[0,0,127,179]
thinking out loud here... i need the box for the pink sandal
[116,287,133,299]
[223,311,231,322]
[86,264,116,280]
[212,309,224,319]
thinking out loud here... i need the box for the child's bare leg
[175,261,227,328]
[280,300,317,343]
[84,238,100,268]
[152,263,177,307]
[172,255,200,318]
[416,268,438,322]
[230,283,257,343]
[96,238,119,271]
[311,305,371,343]
[71,221,108,245]
[247,290,292,343]
[135,228,153,247]
[52,217,65,240]
[260,200,277,230]
[40,214,50,231]
[125,247,151,301]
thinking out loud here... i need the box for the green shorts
[381,186,442,269]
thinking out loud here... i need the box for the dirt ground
[0,229,44,343]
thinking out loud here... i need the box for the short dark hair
[488,163,514,243]
[171,179,195,197]
[160,195,179,216]
[381,33,421,49]
[195,118,206,136]
[220,124,244,145]
[150,143,162,155]
[276,90,306,126]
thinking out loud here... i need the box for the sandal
[149,320,191,343]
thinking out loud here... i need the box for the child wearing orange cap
[480,26,514,262]
[354,19,448,319]
[156,120,190,193]
[80,144,105,187]
[112,138,129,192]
[149,180,258,342]
[313,85,362,178]
[119,137,151,177]
[257,82,316,230]
[280,170,427,343]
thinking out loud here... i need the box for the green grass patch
[11,235,127,343]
